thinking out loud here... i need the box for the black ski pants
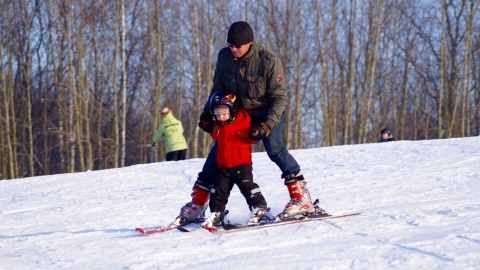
[208,164,267,214]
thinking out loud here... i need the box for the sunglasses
[228,43,242,49]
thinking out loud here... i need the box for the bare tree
[345,0,357,145]
[119,0,127,167]
[0,41,16,179]
[148,0,165,162]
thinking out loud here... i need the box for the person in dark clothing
[173,21,317,226]
[201,92,269,228]
[378,128,395,142]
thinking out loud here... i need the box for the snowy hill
[1,137,480,269]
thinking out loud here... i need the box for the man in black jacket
[173,21,318,226]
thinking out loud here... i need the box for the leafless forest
[0,0,478,179]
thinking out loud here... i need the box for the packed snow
[1,137,480,269]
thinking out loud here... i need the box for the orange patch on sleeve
[276,74,283,84]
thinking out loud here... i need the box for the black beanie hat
[227,21,254,46]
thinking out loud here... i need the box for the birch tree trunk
[345,0,357,145]
[360,0,383,144]
[120,0,127,167]
[191,3,202,158]
[0,42,16,179]
[112,0,120,168]
[293,2,303,149]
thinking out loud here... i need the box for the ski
[135,225,178,236]
[177,222,238,233]
[135,216,188,236]
[210,211,362,235]
[176,223,203,232]
[177,225,218,233]
[177,220,232,232]
[177,209,231,233]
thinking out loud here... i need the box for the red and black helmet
[209,91,238,121]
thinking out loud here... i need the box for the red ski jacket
[212,108,256,168]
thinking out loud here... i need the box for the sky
[1,136,480,269]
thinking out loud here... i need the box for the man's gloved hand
[198,111,214,133]
[249,122,271,141]
[151,142,156,148]
[261,122,272,137]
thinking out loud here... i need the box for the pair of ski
[135,211,362,236]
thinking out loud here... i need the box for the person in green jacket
[152,108,188,161]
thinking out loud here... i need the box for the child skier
[201,91,271,228]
